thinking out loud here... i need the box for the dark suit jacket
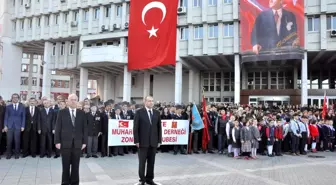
[133,108,162,147]
[111,113,125,120]
[25,106,40,131]
[251,9,298,50]
[54,108,88,149]
[0,105,5,131]
[39,108,55,133]
[86,112,102,136]
[101,111,111,134]
[121,110,134,120]
[4,103,26,129]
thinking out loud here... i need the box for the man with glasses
[4,93,26,159]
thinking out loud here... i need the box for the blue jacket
[4,103,26,129]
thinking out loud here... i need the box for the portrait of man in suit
[251,0,300,55]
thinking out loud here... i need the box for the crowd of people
[0,93,335,160]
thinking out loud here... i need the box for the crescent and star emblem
[141,1,167,38]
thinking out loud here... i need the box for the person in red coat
[274,118,284,156]
[309,119,319,153]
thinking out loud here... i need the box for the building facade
[1,0,336,105]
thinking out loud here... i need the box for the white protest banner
[108,119,135,146]
[161,120,189,145]
[108,119,189,146]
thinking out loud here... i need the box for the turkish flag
[128,0,178,71]
[171,121,177,128]
[118,121,129,128]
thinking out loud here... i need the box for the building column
[293,66,298,89]
[123,65,131,102]
[27,54,34,98]
[301,52,308,106]
[188,70,194,103]
[234,55,240,104]
[143,71,150,98]
[69,75,76,94]
[97,76,104,101]
[242,66,247,90]
[175,61,183,104]
[103,73,110,101]
[42,42,52,98]
[79,67,88,100]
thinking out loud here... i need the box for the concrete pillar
[193,71,201,104]
[123,65,131,102]
[242,67,247,90]
[188,70,194,103]
[143,71,150,98]
[79,67,88,100]
[42,42,52,98]
[103,73,110,101]
[234,55,240,104]
[175,61,183,104]
[121,2,127,29]
[293,66,298,89]
[97,76,104,101]
[301,52,308,106]
[27,54,34,98]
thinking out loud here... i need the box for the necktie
[274,11,279,24]
[71,109,75,126]
[148,110,153,124]
[31,107,34,116]
[14,104,16,111]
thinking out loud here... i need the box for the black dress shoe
[22,154,29,158]
[118,153,124,156]
[6,155,11,159]
[92,155,98,158]
[85,155,91,158]
[193,151,200,154]
[54,155,60,159]
[40,155,45,158]
[15,155,19,159]
[208,150,215,154]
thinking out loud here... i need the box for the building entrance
[249,96,290,105]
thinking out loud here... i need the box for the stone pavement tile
[1,179,19,185]
[251,164,336,185]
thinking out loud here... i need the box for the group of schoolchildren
[221,112,335,160]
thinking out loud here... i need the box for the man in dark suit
[251,0,300,54]
[0,98,5,157]
[55,94,88,185]
[133,96,161,185]
[111,107,126,156]
[86,105,102,158]
[23,97,40,158]
[101,103,112,157]
[38,99,55,158]
[4,93,26,159]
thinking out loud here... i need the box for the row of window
[180,23,233,40]
[180,0,232,6]
[308,15,336,32]
[20,77,70,88]
[202,72,234,92]
[22,54,42,59]
[205,96,234,103]
[52,41,75,56]
[247,71,293,90]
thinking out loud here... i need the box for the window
[55,14,59,25]
[40,79,43,87]
[179,0,187,7]
[52,43,56,56]
[21,20,24,30]
[180,27,188,40]
[60,42,65,55]
[21,77,28,85]
[21,64,28,72]
[116,5,122,17]
[84,9,89,21]
[105,6,110,17]
[28,19,32,29]
[194,25,203,39]
[223,72,234,91]
[126,3,130,14]
[46,15,50,26]
[94,8,100,20]
[224,23,233,37]
[64,81,69,88]
[193,0,201,7]
[308,16,320,32]
[33,65,38,73]
[32,77,37,86]
[37,17,41,27]
[51,70,56,75]
[208,0,217,6]
[13,21,16,31]
[327,15,336,30]
[69,41,74,55]
[40,66,43,75]
[224,0,232,3]
[74,11,78,21]
[208,24,218,38]
[203,72,222,92]
[64,13,68,23]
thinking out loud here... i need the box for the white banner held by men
[108,119,189,146]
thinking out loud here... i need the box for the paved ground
[0,151,336,185]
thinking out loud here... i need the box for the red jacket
[275,126,283,139]
[309,124,319,137]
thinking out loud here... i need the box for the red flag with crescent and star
[118,120,129,128]
[128,0,178,71]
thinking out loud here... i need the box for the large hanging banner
[108,119,189,146]
[240,0,305,62]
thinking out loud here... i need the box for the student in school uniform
[266,120,276,157]
[274,118,283,156]
[298,115,309,155]
[231,120,241,159]
[226,115,236,157]
[240,119,253,160]
[317,120,325,151]
[282,117,292,153]
[250,118,261,159]
[309,119,319,153]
